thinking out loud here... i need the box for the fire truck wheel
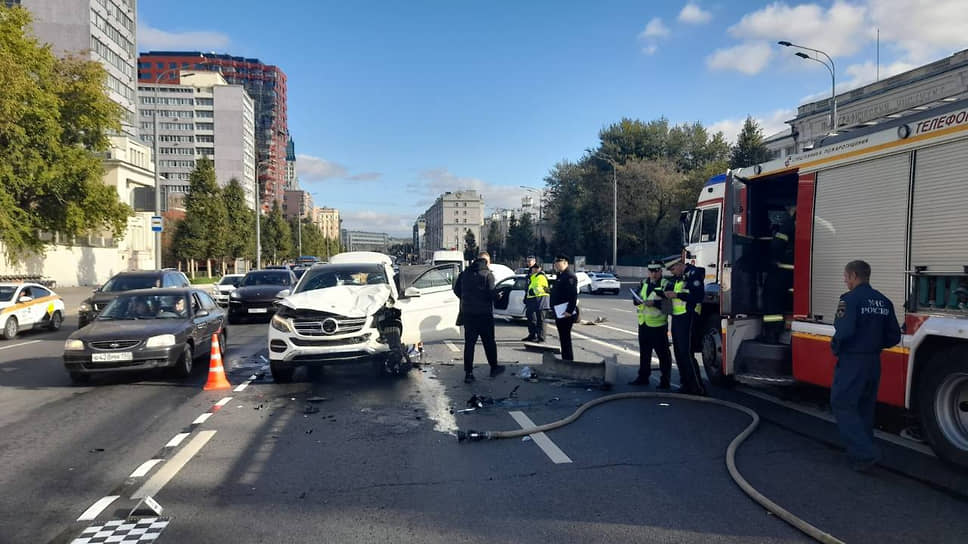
[701,325,732,387]
[917,346,968,469]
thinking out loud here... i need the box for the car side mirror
[19,296,33,303]
[195,309,210,318]
[404,286,421,298]
[92,284,102,292]
[276,289,291,298]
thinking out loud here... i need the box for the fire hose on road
[458,391,845,544]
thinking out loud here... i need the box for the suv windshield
[98,293,189,320]
[219,276,242,286]
[295,264,388,293]
[101,275,161,292]
[241,271,291,287]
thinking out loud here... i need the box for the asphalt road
[1,288,967,543]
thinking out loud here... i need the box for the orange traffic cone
[203,332,231,390]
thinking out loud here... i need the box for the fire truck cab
[684,100,968,468]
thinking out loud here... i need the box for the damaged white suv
[267,252,460,382]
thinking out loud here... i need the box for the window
[28,286,52,299]
[699,206,719,242]
[413,267,456,290]
[195,122,214,131]
[195,110,214,118]
[169,62,177,69]
[156,62,163,69]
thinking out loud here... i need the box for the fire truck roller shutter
[911,138,968,270]
[811,152,909,326]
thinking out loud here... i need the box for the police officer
[523,262,550,343]
[666,258,707,396]
[831,260,901,472]
[550,255,579,361]
[629,260,672,388]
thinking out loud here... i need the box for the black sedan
[228,269,296,324]
[63,288,226,384]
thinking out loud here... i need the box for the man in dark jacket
[454,252,504,383]
[550,255,579,361]
[831,260,901,472]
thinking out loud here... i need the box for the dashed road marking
[76,495,119,521]
[132,430,216,499]
[214,396,233,408]
[164,433,189,448]
[0,339,42,352]
[509,411,573,464]
[233,375,257,392]
[129,459,163,478]
[192,412,212,425]
[444,341,460,352]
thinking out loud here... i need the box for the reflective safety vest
[671,278,701,316]
[637,279,668,327]
[526,273,550,299]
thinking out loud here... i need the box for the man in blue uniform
[666,258,707,396]
[831,260,902,472]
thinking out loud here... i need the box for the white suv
[267,252,460,382]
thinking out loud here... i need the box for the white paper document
[554,302,569,318]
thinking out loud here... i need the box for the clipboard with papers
[629,288,645,305]
[553,302,570,318]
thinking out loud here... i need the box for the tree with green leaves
[0,5,131,262]
[463,229,478,261]
[262,200,291,263]
[485,221,502,261]
[291,216,326,259]
[175,157,228,276]
[505,213,535,262]
[222,178,255,271]
[729,116,770,169]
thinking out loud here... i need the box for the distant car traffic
[0,282,66,339]
[582,273,621,295]
[78,270,191,328]
[211,274,244,306]
[62,288,226,384]
[228,269,297,323]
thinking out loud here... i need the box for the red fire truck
[682,101,968,468]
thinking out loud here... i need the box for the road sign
[151,215,163,233]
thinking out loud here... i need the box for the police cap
[646,260,663,271]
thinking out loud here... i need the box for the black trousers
[638,323,672,383]
[463,313,498,374]
[671,313,705,394]
[555,317,574,361]
[525,298,545,340]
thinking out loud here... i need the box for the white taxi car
[0,282,66,339]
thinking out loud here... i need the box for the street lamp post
[778,41,837,132]
[593,156,619,272]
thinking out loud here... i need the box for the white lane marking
[737,386,937,457]
[76,495,119,521]
[593,323,639,336]
[583,306,634,314]
[129,459,163,478]
[214,397,232,407]
[0,340,41,352]
[444,340,460,352]
[132,430,216,499]
[570,329,640,357]
[192,413,212,425]
[509,411,572,464]
[233,378,253,392]
[164,433,189,448]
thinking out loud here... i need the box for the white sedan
[211,273,244,306]
[494,273,591,320]
[582,273,621,295]
[0,282,66,339]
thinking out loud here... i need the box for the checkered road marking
[70,517,170,543]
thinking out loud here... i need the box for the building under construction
[138,51,288,210]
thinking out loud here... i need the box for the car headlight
[270,314,293,333]
[145,334,177,348]
[230,291,241,299]
[64,339,84,351]
[79,302,91,313]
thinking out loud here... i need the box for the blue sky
[138,1,966,236]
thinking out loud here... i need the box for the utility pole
[612,161,617,273]
[255,179,262,270]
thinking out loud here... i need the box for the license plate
[92,352,133,362]
[248,307,268,314]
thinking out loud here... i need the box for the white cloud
[678,3,712,24]
[296,154,348,181]
[706,42,773,75]
[347,172,383,182]
[797,59,917,104]
[727,1,868,58]
[138,23,231,51]
[339,210,414,237]
[709,109,796,144]
[639,17,670,39]
[641,44,658,56]
[410,168,530,212]
[867,0,968,63]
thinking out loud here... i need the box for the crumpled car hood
[278,284,391,318]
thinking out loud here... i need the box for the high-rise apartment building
[8,0,138,134]
[138,51,288,210]
[283,190,313,220]
[284,136,298,190]
[422,190,485,256]
[137,71,256,209]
